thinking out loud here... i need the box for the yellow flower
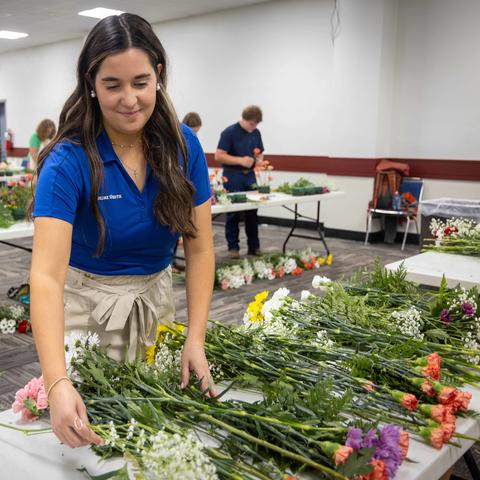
[145,344,156,365]
[245,291,269,323]
[317,257,326,266]
[145,323,186,365]
[155,323,185,343]
[326,254,333,266]
[254,291,269,303]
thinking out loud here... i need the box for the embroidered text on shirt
[98,194,123,201]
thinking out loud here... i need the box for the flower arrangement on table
[0,177,34,225]
[276,177,330,196]
[209,168,230,205]
[215,247,333,290]
[253,155,274,194]
[0,304,30,334]
[8,266,480,479]
[423,217,480,257]
[0,161,15,178]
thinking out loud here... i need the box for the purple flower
[375,446,403,478]
[462,302,476,317]
[379,424,401,448]
[346,427,363,450]
[362,429,378,448]
[440,308,453,324]
[374,425,403,478]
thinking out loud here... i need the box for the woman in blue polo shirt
[28,14,215,449]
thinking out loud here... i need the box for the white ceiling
[0,0,271,54]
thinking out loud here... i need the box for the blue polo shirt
[217,122,264,171]
[33,125,211,275]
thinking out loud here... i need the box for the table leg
[282,203,298,253]
[463,448,480,479]
[282,202,330,256]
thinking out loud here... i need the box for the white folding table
[0,191,345,256]
[385,251,480,288]
[0,384,478,480]
[212,190,345,255]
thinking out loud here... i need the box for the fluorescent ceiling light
[78,7,124,19]
[0,30,28,40]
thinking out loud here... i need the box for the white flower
[262,288,290,322]
[272,287,290,300]
[463,331,480,364]
[262,317,295,337]
[154,343,182,377]
[0,318,9,334]
[313,330,334,349]
[253,260,274,279]
[312,275,332,289]
[283,258,297,274]
[9,306,25,319]
[0,318,15,334]
[300,290,312,301]
[64,331,100,371]
[105,420,120,447]
[126,418,137,440]
[135,428,146,452]
[390,306,424,340]
[462,332,480,365]
[141,430,218,480]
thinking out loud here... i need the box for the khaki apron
[64,266,175,362]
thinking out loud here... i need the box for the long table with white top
[0,191,345,255]
[0,384,478,480]
[212,190,345,255]
[385,251,480,289]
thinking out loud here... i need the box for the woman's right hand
[48,381,104,448]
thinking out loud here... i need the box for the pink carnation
[12,375,48,422]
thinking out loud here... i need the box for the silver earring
[90,90,96,98]
[156,83,161,91]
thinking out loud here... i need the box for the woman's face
[94,48,159,137]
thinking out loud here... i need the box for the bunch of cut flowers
[215,248,333,290]
[6,329,385,480]
[209,168,230,205]
[424,217,480,256]
[0,304,30,334]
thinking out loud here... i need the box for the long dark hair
[29,13,196,255]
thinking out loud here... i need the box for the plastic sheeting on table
[420,198,480,221]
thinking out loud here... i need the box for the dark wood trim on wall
[9,148,480,181]
[205,153,480,182]
[7,147,29,158]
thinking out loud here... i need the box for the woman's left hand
[180,337,218,397]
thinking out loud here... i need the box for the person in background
[28,119,56,168]
[173,112,203,272]
[215,105,264,258]
[182,112,202,133]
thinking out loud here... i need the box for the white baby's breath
[140,430,218,480]
[390,306,424,340]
